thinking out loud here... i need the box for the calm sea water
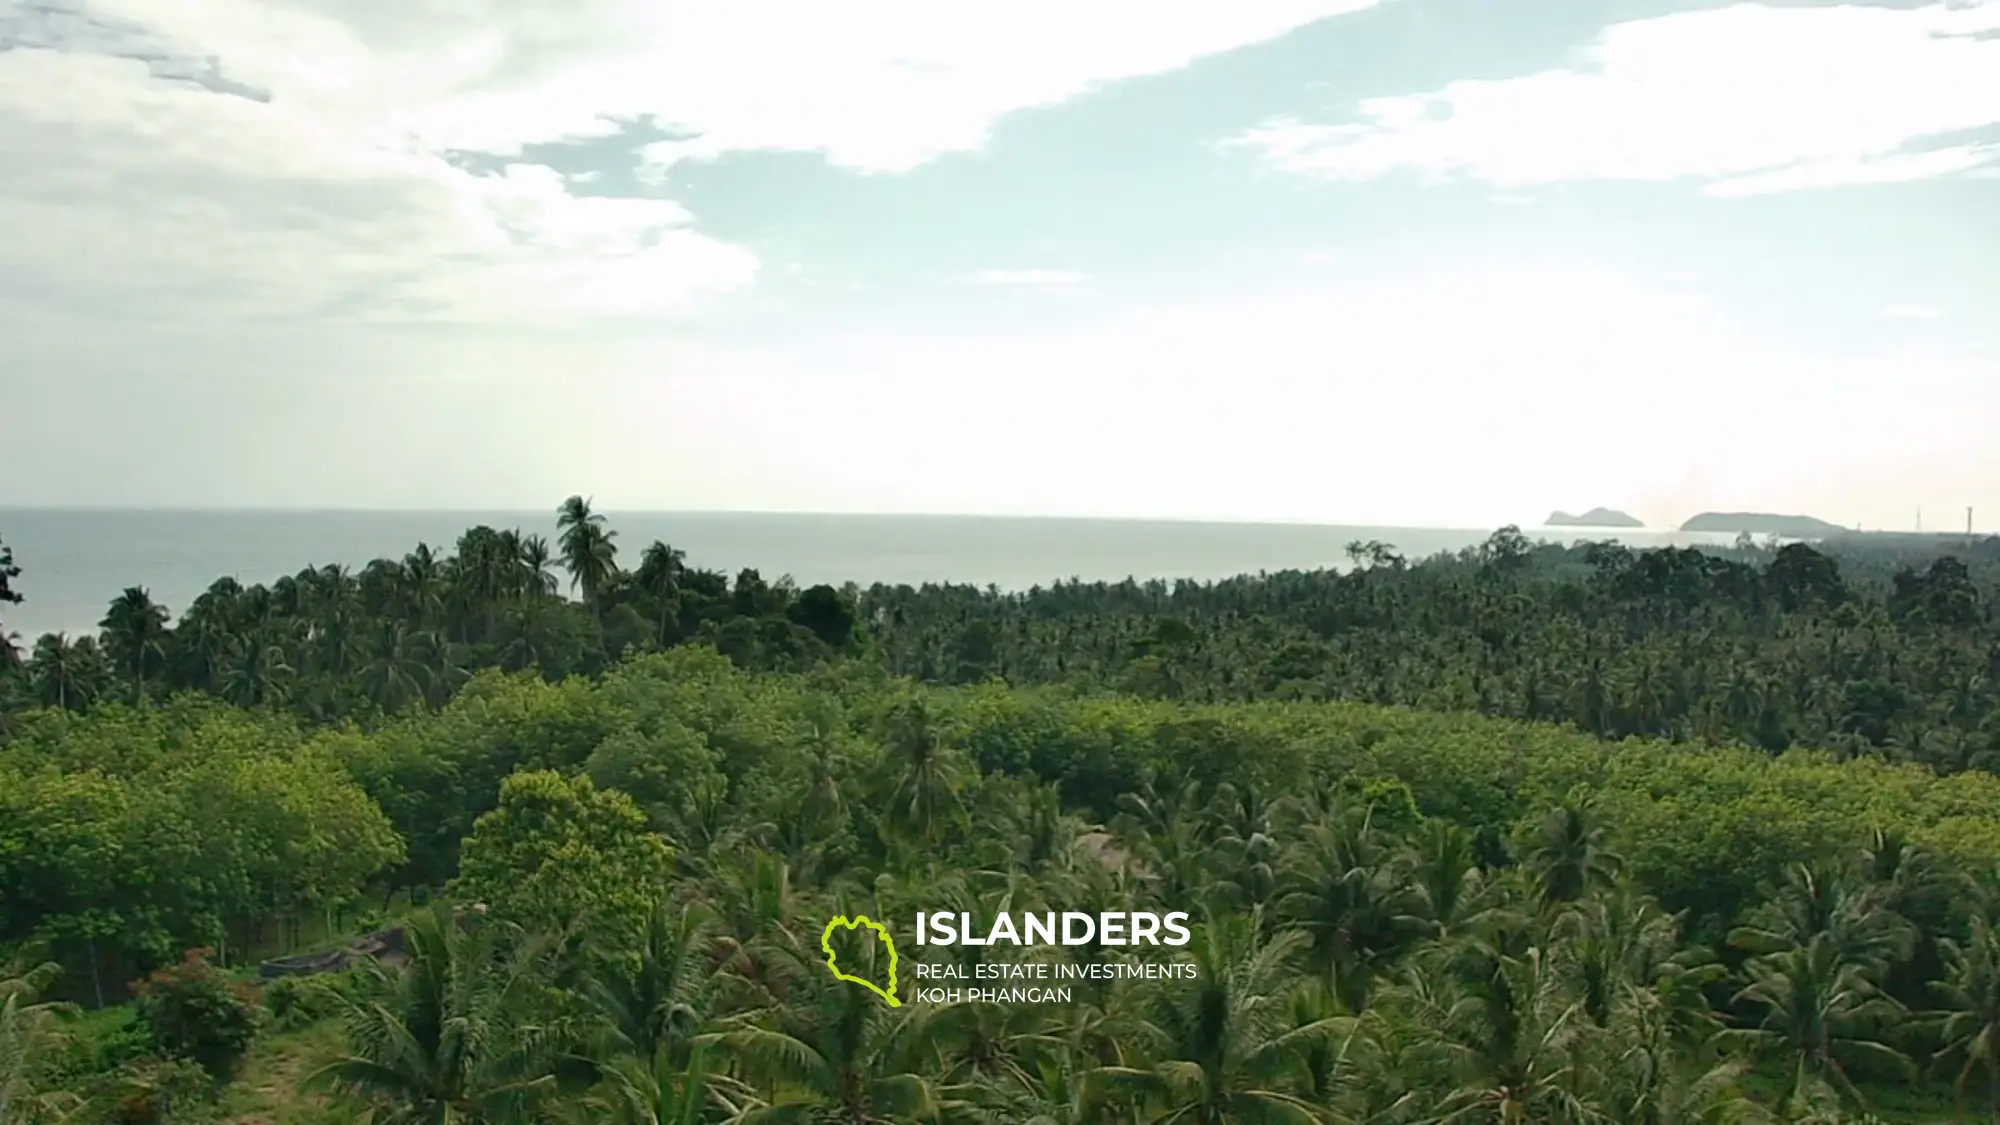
[0,510,1743,640]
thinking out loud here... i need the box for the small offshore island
[1544,507,1644,528]
[1678,511,1849,536]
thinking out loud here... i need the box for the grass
[215,1018,351,1125]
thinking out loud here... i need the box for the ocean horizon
[0,508,1744,640]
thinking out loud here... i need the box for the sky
[2,0,1997,529]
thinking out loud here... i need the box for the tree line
[862,530,2000,777]
[0,498,860,724]
[4,648,2000,1122]
[5,506,2000,1122]
[6,510,2000,785]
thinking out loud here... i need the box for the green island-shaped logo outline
[820,915,901,1007]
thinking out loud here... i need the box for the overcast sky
[3,0,1997,528]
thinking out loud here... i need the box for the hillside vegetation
[2,505,1999,1124]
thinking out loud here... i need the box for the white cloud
[0,0,1388,324]
[1233,1,2000,193]
[1879,302,1947,319]
[968,269,1096,295]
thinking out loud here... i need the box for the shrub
[262,970,361,1030]
[44,1004,153,1083]
[107,1057,217,1125]
[132,949,262,1083]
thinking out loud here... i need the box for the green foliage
[132,949,263,1083]
[10,509,2000,1123]
[260,973,360,1032]
[451,770,674,946]
[0,534,21,672]
[0,702,403,993]
[101,1056,218,1125]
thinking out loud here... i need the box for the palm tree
[633,542,685,644]
[360,622,433,713]
[1728,863,1914,971]
[585,902,724,1066]
[1551,887,1685,1030]
[1526,796,1622,909]
[880,697,967,848]
[1401,922,1599,1125]
[1407,819,1492,941]
[417,629,471,707]
[1094,920,1347,1124]
[26,633,105,712]
[518,536,560,599]
[99,585,170,706]
[0,958,78,1125]
[218,630,295,708]
[1392,900,1592,1120]
[573,1041,746,1125]
[0,536,20,670]
[1725,933,1912,1113]
[1274,811,1417,1012]
[714,943,967,1124]
[557,496,619,609]
[305,907,587,1125]
[1927,916,2000,1120]
[401,544,448,625]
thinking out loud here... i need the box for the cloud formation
[1233,2,2000,195]
[0,0,1386,324]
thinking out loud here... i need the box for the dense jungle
[1,500,1999,1125]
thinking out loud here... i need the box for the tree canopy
[4,508,2000,1124]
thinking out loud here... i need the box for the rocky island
[1545,507,1644,528]
[1679,511,1848,536]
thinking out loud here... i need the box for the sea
[0,510,1745,641]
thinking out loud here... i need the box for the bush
[132,949,262,1083]
[44,1004,153,1083]
[106,1057,217,1125]
[262,971,358,1030]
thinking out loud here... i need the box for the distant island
[1678,511,1848,536]
[1545,507,1644,528]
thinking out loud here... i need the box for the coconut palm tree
[713,942,970,1124]
[1400,923,1600,1125]
[518,536,560,599]
[1728,863,1914,971]
[1406,819,1493,941]
[360,622,433,713]
[1526,796,1623,910]
[305,907,588,1125]
[557,496,620,610]
[218,630,295,708]
[26,633,107,712]
[1275,807,1418,1012]
[572,1040,747,1125]
[1926,916,2000,1121]
[1725,933,1912,1114]
[0,958,79,1125]
[98,586,170,706]
[585,902,725,1066]
[880,697,968,849]
[633,542,686,645]
[1094,920,1348,1125]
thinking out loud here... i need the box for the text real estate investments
[909,910,1200,1004]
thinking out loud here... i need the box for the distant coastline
[0,509,1751,639]
[1544,507,1644,529]
[1678,511,1848,537]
